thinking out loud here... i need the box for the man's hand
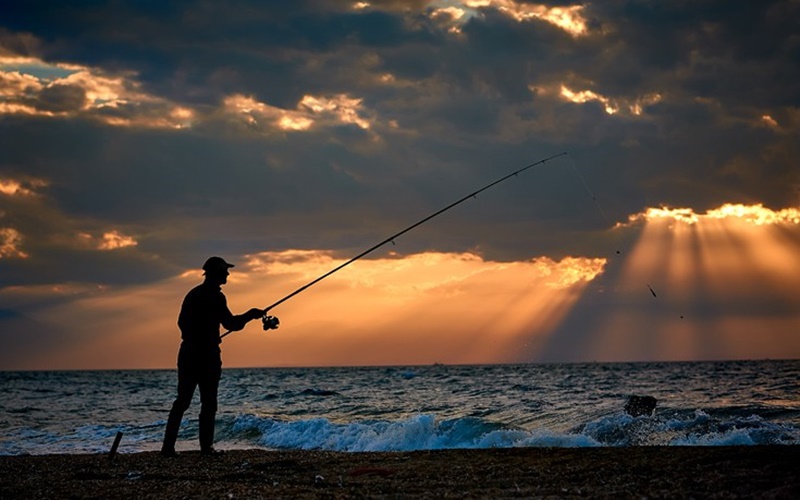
[246,308,265,321]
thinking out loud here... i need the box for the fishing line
[567,157,681,316]
[221,151,568,339]
[566,153,613,228]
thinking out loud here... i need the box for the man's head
[202,256,234,285]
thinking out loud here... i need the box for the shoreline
[2,446,798,498]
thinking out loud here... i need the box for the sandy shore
[1,446,798,498]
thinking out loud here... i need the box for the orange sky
[29,251,604,369]
[4,203,798,370]
[2,3,799,373]
[586,204,800,362]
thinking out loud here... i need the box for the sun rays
[582,204,800,361]
[4,202,798,369]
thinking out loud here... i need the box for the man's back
[178,282,228,347]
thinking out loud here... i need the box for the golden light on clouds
[0,227,28,259]
[706,204,800,225]
[278,114,314,131]
[559,85,663,116]
[624,204,800,226]
[169,106,195,128]
[585,202,800,362]
[1,173,144,262]
[0,70,42,96]
[222,250,603,367]
[0,177,47,197]
[7,200,800,369]
[97,231,138,250]
[560,85,618,114]
[223,94,304,130]
[433,6,467,21]
[58,70,129,108]
[0,176,44,259]
[78,230,138,251]
[626,206,700,225]
[298,95,372,129]
[0,57,194,128]
[224,93,375,133]
[761,115,779,128]
[460,1,588,36]
[0,101,59,117]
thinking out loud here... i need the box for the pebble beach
[2,446,798,499]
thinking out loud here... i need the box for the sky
[1,0,798,370]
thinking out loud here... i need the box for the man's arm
[221,307,264,332]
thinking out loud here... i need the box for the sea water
[1,360,798,455]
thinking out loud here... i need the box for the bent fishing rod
[221,151,567,339]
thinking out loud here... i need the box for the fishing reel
[262,314,280,331]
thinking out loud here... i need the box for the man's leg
[197,359,222,453]
[162,354,198,455]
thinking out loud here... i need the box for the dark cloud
[3,0,444,107]
[28,83,86,112]
[1,0,798,292]
[583,1,800,105]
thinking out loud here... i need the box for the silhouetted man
[161,256,265,457]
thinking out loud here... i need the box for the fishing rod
[221,151,567,339]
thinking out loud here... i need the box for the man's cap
[202,256,235,273]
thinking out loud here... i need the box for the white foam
[232,413,598,452]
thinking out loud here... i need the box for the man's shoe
[200,447,225,457]
[160,448,179,458]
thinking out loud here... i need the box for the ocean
[1,360,798,455]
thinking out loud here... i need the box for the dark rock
[625,395,657,417]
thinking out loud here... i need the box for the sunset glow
[12,251,606,369]
[625,204,800,226]
[582,203,800,361]
[1,3,798,371]
[3,199,800,369]
[230,251,606,367]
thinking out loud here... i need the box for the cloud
[0,167,173,286]
[622,204,800,227]
[558,84,663,117]
[0,56,195,128]
[539,202,800,362]
[0,67,42,96]
[0,2,798,366]
[0,175,47,197]
[435,1,589,37]
[222,92,379,134]
[0,227,27,258]
[79,230,138,251]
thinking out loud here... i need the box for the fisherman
[161,256,266,457]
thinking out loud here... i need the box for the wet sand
[1,446,798,498]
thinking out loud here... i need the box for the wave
[229,414,596,451]
[227,409,800,452]
[2,408,798,456]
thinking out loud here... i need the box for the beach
[1,446,798,499]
